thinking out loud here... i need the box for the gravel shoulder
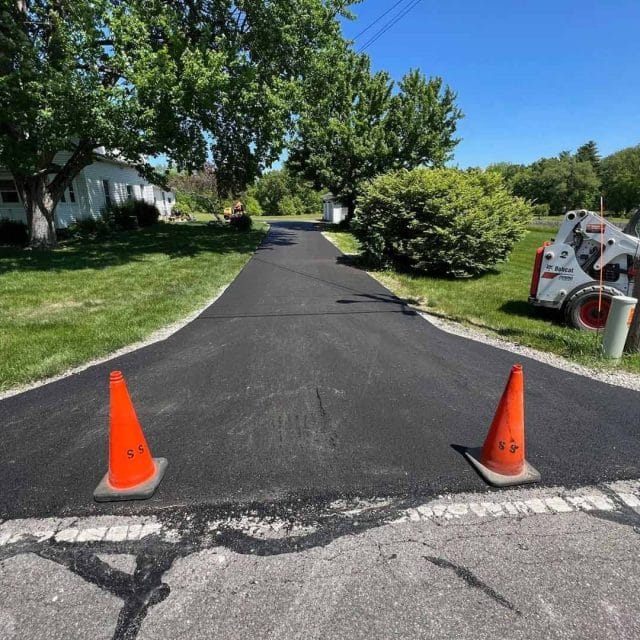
[321,230,640,392]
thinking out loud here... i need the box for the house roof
[93,148,140,169]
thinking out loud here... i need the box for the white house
[0,149,175,228]
[322,193,348,224]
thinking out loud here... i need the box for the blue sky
[341,0,640,168]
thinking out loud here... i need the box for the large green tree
[600,144,640,213]
[489,152,601,214]
[0,0,350,247]
[575,140,601,172]
[528,155,600,213]
[287,47,462,219]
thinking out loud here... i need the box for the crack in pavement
[423,555,522,616]
[36,545,174,640]
[588,485,640,534]
[2,481,639,638]
[315,387,327,417]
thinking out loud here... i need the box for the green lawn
[323,228,640,373]
[0,221,268,391]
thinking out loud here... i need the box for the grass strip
[323,227,640,373]
[0,221,268,391]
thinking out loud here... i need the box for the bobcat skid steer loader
[529,208,640,330]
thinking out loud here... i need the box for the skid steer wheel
[564,285,620,331]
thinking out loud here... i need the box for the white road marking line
[104,525,128,542]
[566,496,594,510]
[76,527,108,542]
[585,495,616,511]
[545,497,573,513]
[54,528,79,543]
[525,498,549,514]
[616,493,640,508]
[0,481,638,548]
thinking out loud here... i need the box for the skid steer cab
[529,208,640,330]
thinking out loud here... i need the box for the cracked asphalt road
[2,493,640,640]
[1,221,640,638]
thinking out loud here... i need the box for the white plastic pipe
[602,296,638,359]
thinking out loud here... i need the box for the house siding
[0,152,174,228]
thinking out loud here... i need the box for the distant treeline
[487,141,640,215]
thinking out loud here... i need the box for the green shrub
[103,202,139,231]
[278,194,305,216]
[104,199,159,230]
[353,168,532,277]
[229,212,252,231]
[0,218,28,246]
[175,191,220,217]
[531,203,550,217]
[67,216,111,238]
[254,169,322,215]
[133,200,160,227]
[242,192,263,216]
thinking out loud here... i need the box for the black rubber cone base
[463,448,540,487]
[93,457,168,502]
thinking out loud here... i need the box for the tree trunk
[15,174,58,249]
[624,256,640,353]
[12,142,94,250]
[345,199,356,224]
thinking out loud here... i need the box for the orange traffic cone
[94,371,168,502]
[463,364,540,487]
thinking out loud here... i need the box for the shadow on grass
[0,223,266,274]
[499,299,562,324]
[336,253,503,281]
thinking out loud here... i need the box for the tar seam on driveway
[1,221,639,519]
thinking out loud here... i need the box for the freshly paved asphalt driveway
[1,221,639,519]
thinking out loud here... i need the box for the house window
[139,184,145,199]
[102,179,111,208]
[0,179,20,203]
[126,185,133,201]
[59,181,76,204]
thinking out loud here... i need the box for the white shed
[322,193,348,224]
[0,150,175,228]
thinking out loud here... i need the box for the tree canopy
[287,46,462,218]
[0,0,351,247]
[488,147,601,215]
[488,141,640,215]
[600,145,640,213]
[575,140,600,171]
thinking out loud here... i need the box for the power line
[352,0,412,40]
[357,0,424,53]
[358,0,423,52]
